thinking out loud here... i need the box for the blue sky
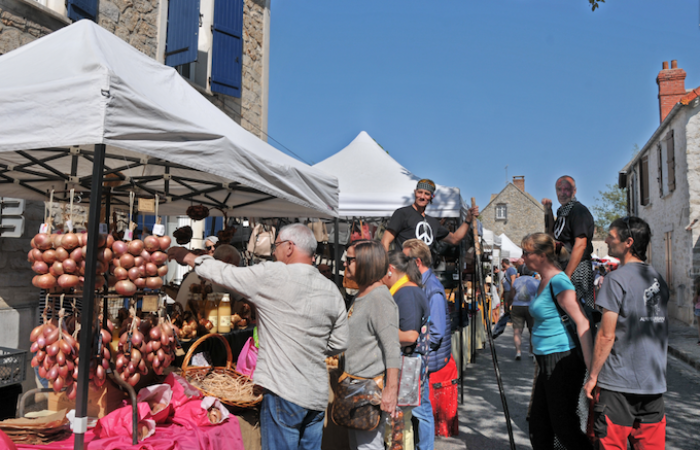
[267,0,700,216]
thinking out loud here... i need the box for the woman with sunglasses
[382,251,430,450]
[521,232,593,450]
[342,240,401,450]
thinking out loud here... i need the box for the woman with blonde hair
[521,232,593,450]
[342,240,401,450]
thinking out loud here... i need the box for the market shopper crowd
[164,174,670,450]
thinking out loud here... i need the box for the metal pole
[334,217,340,288]
[74,144,105,450]
[457,239,464,404]
[471,198,516,450]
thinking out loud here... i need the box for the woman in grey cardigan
[343,240,401,450]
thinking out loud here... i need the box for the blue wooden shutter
[211,0,243,98]
[204,217,224,237]
[67,0,98,22]
[165,0,201,67]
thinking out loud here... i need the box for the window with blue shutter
[204,217,224,237]
[165,0,201,68]
[67,0,98,22]
[211,0,243,98]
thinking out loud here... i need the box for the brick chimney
[657,60,686,123]
[513,176,525,192]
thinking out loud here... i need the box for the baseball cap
[205,236,219,245]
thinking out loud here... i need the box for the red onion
[97,234,107,248]
[57,274,79,289]
[120,253,135,269]
[150,251,168,266]
[106,234,115,248]
[31,248,43,262]
[146,277,163,290]
[27,250,35,263]
[128,240,144,256]
[79,233,89,247]
[157,265,169,277]
[62,258,77,274]
[115,280,137,296]
[34,233,52,250]
[111,240,128,257]
[70,247,83,262]
[51,234,63,249]
[50,261,64,277]
[61,233,79,250]
[128,267,140,281]
[145,263,158,276]
[114,266,128,280]
[55,247,69,262]
[32,261,49,275]
[140,249,151,263]
[134,256,145,268]
[42,249,57,264]
[98,247,113,264]
[134,277,146,289]
[144,236,160,252]
[158,236,171,251]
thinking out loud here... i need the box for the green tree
[589,0,605,11]
[591,183,627,237]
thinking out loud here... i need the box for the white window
[496,204,507,220]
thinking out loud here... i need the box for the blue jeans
[411,378,435,450]
[260,390,325,450]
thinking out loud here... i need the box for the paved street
[435,322,700,450]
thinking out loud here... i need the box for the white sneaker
[515,352,522,360]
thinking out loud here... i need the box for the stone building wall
[204,0,268,140]
[480,183,544,247]
[97,0,160,58]
[0,0,68,55]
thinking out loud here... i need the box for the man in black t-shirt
[542,175,595,309]
[381,179,479,251]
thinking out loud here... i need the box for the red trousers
[429,356,459,437]
[594,388,666,450]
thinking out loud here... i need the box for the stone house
[480,176,545,247]
[0,0,270,389]
[620,59,700,324]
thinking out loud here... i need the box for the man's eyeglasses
[622,216,635,243]
[271,240,292,252]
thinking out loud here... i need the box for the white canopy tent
[483,229,502,248]
[0,20,340,447]
[314,131,467,218]
[498,233,523,259]
[0,20,338,218]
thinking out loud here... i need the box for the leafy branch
[589,0,605,11]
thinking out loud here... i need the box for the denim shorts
[694,308,700,317]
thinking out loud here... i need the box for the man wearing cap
[381,179,479,252]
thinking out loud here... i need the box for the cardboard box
[48,378,126,418]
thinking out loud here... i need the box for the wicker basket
[181,333,263,409]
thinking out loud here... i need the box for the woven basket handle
[181,333,233,372]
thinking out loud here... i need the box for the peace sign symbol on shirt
[415,221,434,246]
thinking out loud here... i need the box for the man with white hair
[169,224,349,450]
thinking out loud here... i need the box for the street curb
[668,344,700,372]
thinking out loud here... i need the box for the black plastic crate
[0,347,27,388]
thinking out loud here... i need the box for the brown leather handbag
[331,372,384,431]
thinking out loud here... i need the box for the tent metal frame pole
[457,239,464,404]
[74,144,106,450]
[334,217,340,287]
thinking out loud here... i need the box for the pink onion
[134,277,146,289]
[128,267,140,281]
[70,247,83,262]
[140,249,151,263]
[34,233,52,250]
[150,251,168,266]
[145,263,158,276]
[79,233,89,247]
[134,256,144,268]
[51,261,65,277]
[157,265,169,277]
[144,236,160,252]
[57,274,79,289]
[112,240,128,257]
[120,253,135,269]
[61,233,79,250]
[55,247,69,262]
[62,258,77,274]
[32,260,49,274]
[114,266,128,280]
[35,274,56,289]
[158,236,171,251]
[128,240,144,256]
[115,280,137,296]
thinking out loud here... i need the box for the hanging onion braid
[186,204,210,221]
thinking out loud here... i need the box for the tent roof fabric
[314,131,467,218]
[0,20,338,218]
[498,233,522,259]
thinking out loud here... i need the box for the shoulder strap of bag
[549,281,578,340]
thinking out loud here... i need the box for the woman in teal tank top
[521,233,594,450]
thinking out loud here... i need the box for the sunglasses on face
[206,246,214,251]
